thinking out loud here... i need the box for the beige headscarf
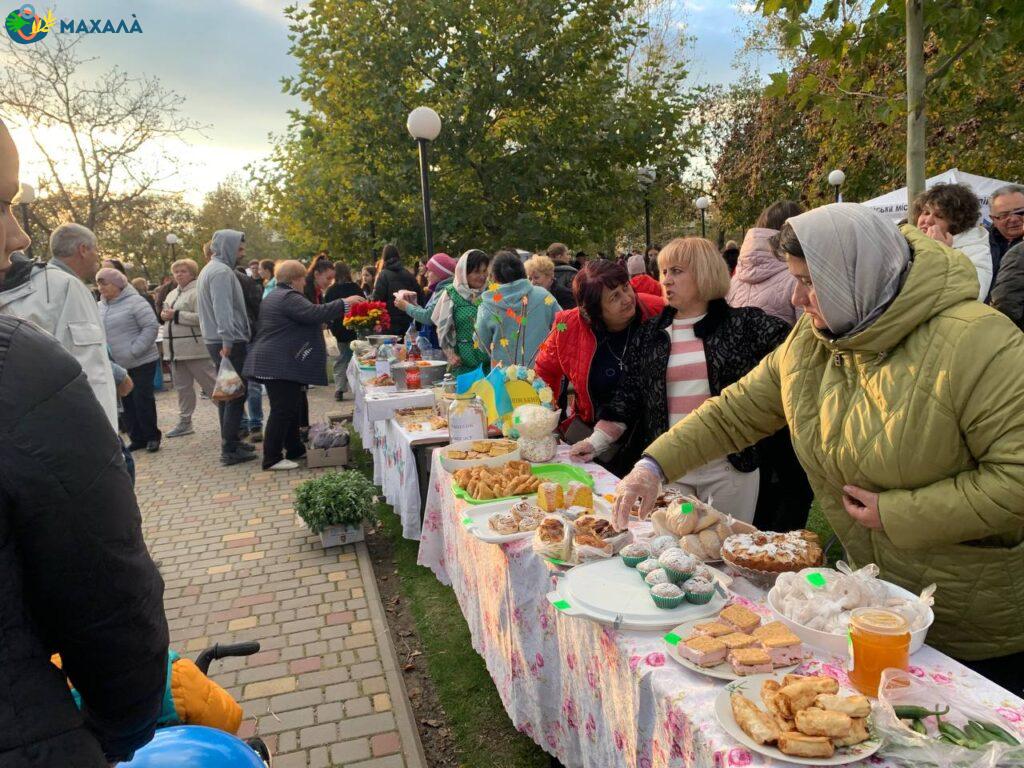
[788,203,910,337]
[432,249,487,350]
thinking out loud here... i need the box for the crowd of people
[4,103,1024,765]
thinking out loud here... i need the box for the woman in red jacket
[535,259,664,476]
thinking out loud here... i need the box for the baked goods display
[721,530,824,583]
[394,407,447,432]
[727,675,873,759]
[671,603,805,677]
[487,500,546,536]
[771,564,933,634]
[444,439,518,462]
[649,496,757,562]
[531,515,572,561]
[368,372,394,387]
[530,510,628,563]
[452,461,542,500]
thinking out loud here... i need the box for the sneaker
[267,459,299,471]
[146,439,161,453]
[221,450,257,466]
[249,429,263,443]
[166,421,194,438]
[236,442,257,453]
[334,390,345,401]
[126,442,147,452]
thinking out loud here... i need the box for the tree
[755,0,1024,204]
[195,176,293,264]
[0,35,200,232]
[254,0,696,256]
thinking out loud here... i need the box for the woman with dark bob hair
[912,182,990,300]
[535,260,664,475]
[613,204,1024,687]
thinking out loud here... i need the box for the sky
[3,0,766,206]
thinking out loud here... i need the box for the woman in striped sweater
[584,238,790,522]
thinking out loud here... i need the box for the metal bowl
[391,360,448,390]
[366,334,400,346]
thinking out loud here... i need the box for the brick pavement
[133,383,426,768]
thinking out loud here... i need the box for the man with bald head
[0,124,118,430]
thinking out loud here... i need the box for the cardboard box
[305,445,349,468]
[319,523,364,548]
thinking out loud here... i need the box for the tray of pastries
[440,438,520,471]
[715,673,879,765]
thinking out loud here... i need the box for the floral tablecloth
[416,446,1024,768]
[379,418,448,540]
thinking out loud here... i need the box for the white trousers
[668,456,759,523]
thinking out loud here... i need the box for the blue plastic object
[121,726,266,767]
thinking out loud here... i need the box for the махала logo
[5,4,55,44]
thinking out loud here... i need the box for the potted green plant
[294,470,378,548]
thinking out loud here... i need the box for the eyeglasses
[991,207,1024,222]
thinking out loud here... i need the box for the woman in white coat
[913,183,992,301]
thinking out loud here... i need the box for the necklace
[601,324,633,372]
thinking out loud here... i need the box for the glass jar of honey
[848,607,911,697]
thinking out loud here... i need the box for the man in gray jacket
[196,229,256,465]
[0,125,119,432]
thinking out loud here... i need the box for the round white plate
[714,673,882,766]
[664,618,804,681]
[547,558,726,630]
[462,499,537,544]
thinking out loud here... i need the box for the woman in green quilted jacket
[431,249,491,376]
[614,203,1024,693]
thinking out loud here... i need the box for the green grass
[805,499,844,565]
[348,433,549,768]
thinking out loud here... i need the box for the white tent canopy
[861,169,1016,223]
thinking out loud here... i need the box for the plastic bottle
[375,340,395,377]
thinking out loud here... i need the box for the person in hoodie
[912,183,991,301]
[545,242,578,309]
[97,268,162,452]
[0,129,118,433]
[476,250,560,368]
[371,244,421,337]
[395,251,455,349]
[626,253,662,297]
[727,200,811,531]
[196,229,256,465]
[614,204,1024,689]
[727,200,803,325]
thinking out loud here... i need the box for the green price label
[679,502,694,515]
[461,517,473,525]
[552,600,571,611]
[664,632,682,646]
[806,572,827,588]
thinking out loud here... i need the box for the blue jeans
[242,378,264,430]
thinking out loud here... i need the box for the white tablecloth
[379,419,449,541]
[416,446,1024,768]
[347,357,434,451]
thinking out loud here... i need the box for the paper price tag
[679,502,694,515]
[805,572,827,588]
[664,632,682,646]
[552,600,571,611]
[461,517,473,526]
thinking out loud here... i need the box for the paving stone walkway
[133,383,425,768]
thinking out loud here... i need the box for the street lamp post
[17,182,34,259]
[637,167,656,253]
[695,196,710,239]
[406,107,442,259]
[828,169,846,203]
[166,233,179,266]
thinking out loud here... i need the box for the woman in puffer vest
[615,203,1024,693]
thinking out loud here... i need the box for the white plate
[664,617,805,681]
[465,497,616,546]
[439,438,521,472]
[547,558,727,631]
[714,673,882,766]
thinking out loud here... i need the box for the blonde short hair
[524,254,555,279]
[131,277,149,293]
[275,259,307,285]
[171,258,199,277]
[202,241,213,258]
[657,238,731,301]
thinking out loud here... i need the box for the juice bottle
[848,607,910,697]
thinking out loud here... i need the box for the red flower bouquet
[343,301,390,332]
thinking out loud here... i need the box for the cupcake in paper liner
[620,541,651,568]
[636,559,661,579]
[644,568,671,589]
[658,548,698,583]
[650,582,685,609]
[683,575,715,604]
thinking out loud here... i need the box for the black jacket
[990,227,1023,283]
[244,284,346,385]
[990,242,1024,330]
[551,263,578,309]
[603,299,791,472]
[234,268,263,341]
[325,280,363,343]
[372,264,421,337]
[0,316,168,767]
